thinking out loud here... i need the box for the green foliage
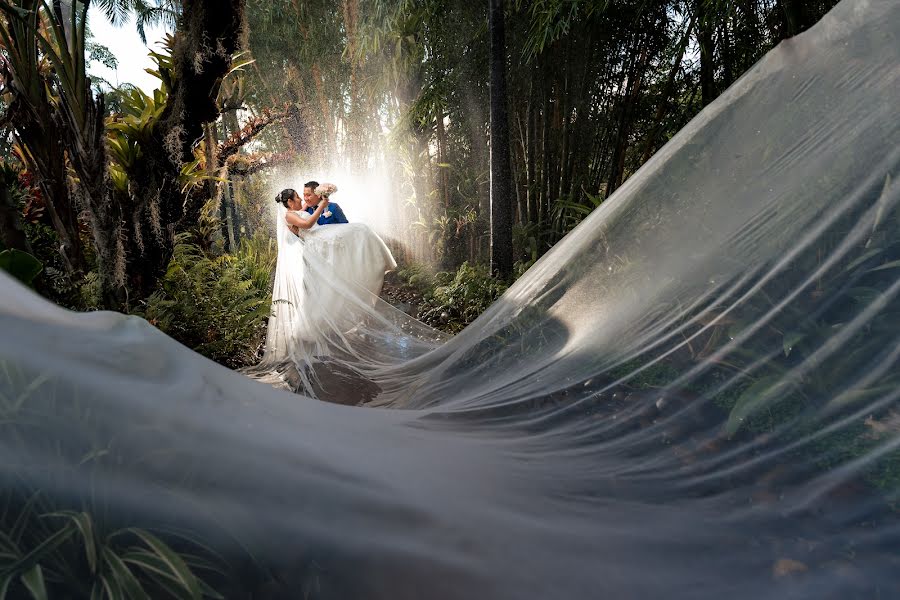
[0,163,91,305]
[92,1,181,44]
[607,358,681,391]
[723,177,899,438]
[600,174,900,497]
[138,233,276,367]
[515,0,604,61]
[86,38,118,71]
[411,205,479,267]
[242,0,842,274]
[512,222,540,269]
[78,271,104,310]
[21,220,95,308]
[0,248,42,287]
[230,175,271,238]
[397,258,532,333]
[33,0,92,133]
[416,261,509,333]
[396,262,435,293]
[550,190,605,237]
[106,86,168,192]
[0,362,232,600]
[0,501,225,600]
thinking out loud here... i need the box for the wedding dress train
[247,204,442,399]
[0,1,898,597]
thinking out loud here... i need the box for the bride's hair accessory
[275,188,296,207]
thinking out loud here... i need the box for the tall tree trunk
[342,0,360,169]
[221,110,243,247]
[311,63,338,161]
[640,12,696,163]
[593,52,630,194]
[221,169,237,251]
[538,63,550,228]
[514,110,528,224]
[435,111,450,208]
[412,132,432,262]
[719,19,734,87]
[489,0,513,279]
[525,89,537,225]
[64,87,127,308]
[43,0,125,304]
[563,25,594,204]
[778,0,810,37]
[8,84,84,272]
[546,54,562,220]
[122,0,247,302]
[607,36,650,197]
[27,153,83,273]
[698,0,716,106]
[203,122,228,251]
[511,153,523,224]
[557,39,571,204]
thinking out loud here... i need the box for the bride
[262,186,397,368]
[248,184,444,402]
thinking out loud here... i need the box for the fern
[418,262,509,333]
[137,233,276,368]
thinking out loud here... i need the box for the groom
[302,180,349,225]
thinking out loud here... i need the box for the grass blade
[121,530,200,599]
[20,564,47,600]
[45,511,96,574]
[102,547,150,600]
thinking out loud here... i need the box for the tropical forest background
[0,0,839,366]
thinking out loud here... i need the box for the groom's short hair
[304,180,319,190]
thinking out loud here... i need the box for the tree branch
[217,104,292,164]
[227,151,296,177]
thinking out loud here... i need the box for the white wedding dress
[263,204,397,362]
[244,203,441,398]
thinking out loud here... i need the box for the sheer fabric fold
[0,0,898,597]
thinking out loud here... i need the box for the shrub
[417,261,509,333]
[138,233,276,367]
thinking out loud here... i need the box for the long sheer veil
[0,0,898,597]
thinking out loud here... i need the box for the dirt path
[379,271,424,318]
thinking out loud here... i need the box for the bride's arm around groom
[302,181,349,225]
[275,188,330,236]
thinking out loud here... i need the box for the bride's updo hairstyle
[275,188,296,207]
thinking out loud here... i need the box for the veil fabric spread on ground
[1,0,899,598]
